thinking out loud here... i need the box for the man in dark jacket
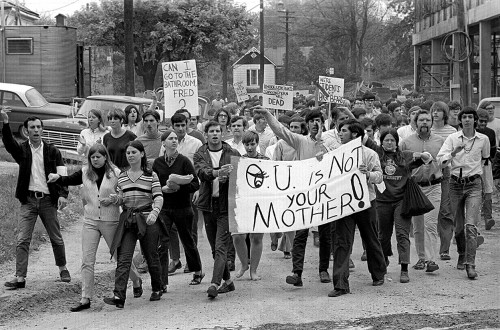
[1,108,70,290]
[194,120,240,299]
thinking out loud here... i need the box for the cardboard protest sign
[228,138,370,233]
[262,84,293,111]
[318,76,344,103]
[162,60,198,117]
[233,81,249,103]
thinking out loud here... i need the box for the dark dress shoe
[60,269,71,283]
[4,279,26,290]
[103,297,124,308]
[466,265,477,279]
[285,273,303,287]
[328,289,349,297]
[372,279,385,286]
[168,260,182,274]
[217,281,235,294]
[207,285,218,299]
[70,302,91,312]
[133,278,143,298]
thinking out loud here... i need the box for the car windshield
[25,88,49,107]
[77,99,150,118]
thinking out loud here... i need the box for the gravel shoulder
[0,158,498,329]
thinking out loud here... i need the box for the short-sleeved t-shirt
[103,130,137,169]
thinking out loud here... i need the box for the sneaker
[485,219,495,230]
[149,291,162,301]
[319,271,331,283]
[349,258,355,269]
[400,271,410,283]
[361,251,367,261]
[217,281,235,294]
[207,285,218,299]
[426,261,439,272]
[412,259,426,270]
[476,235,484,248]
[60,269,71,283]
[285,273,303,287]
[440,253,451,261]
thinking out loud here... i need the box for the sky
[22,0,262,17]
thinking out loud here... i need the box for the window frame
[6,37,34,55]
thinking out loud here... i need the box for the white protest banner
[318,76,344,103]
[262,84,293,111]
[162,60,198,117]
[228,138,370,233]
[233,81,249,103]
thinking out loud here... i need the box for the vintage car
[41,94,209,161]
[0,82,73,138]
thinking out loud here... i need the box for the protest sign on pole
[233,81,249,103]
[162,60,198,118]
[317,76,344,103]
[262,84,293,113]
[228,138,370,233]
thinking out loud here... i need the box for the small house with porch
[232,47,276,95]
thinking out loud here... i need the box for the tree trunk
[221,53,228,99]
[349,0,358,74]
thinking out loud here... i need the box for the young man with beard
[252,106,335,286]
[194,121,240,298]
[401,109,444,272]
[329,119,387,297]
[437,107,490,279]
[430,102,457,261]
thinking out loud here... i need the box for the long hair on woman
[378,128,406,167]
[86,144,116,181]
[125,140,151,175]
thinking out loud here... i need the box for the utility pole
[284,10,289,84]
[124,0,135,96]
[456,0,470,105]
[259,0,264,93]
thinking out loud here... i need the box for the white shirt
[77,127,109,157]
[209,149,223,197]
[225,137,260,155]
[397,125,417,145]
[322,128,342,150]
[437,130,490,177]
[160,133,202,165]
[28,141,50,194]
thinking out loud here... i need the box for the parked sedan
[0,83,73,138]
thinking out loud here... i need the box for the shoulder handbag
[400,177,434,217]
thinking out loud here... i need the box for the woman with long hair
[215,108,233,140]
[103,108,137,170]
[374,128,425,284]
[77,109,108,159]
[47,144,143,312]
[123,105,144,136]
[104,140,164,308]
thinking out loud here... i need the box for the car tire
[18,125,28,140]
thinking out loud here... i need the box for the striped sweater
[117,171,164,218]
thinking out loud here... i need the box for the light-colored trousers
[412,183,441,263]
[81,219,140,299]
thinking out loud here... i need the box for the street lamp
[277,1,292,85]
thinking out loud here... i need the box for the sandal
[189,273,205,285]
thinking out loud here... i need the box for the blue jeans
[114,222,162,301]
[202,198,231,286]
[377,200,412,264]
[438,167,454,254]
[17,195,67,277]
[449,179,482,266]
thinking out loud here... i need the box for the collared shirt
[160,133,202,165]
[165,150,179,167]
[437,130,490,177]
[225,137,261,156]
[28,141,50,194]
[397,125,417,145]
[322,128,342,150]
[400,133,445,183]
[77,127,109,157]
[248,126,275,155]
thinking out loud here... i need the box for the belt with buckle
[28,190,49,199]
[451,174,480,185]
[417,178,443,187]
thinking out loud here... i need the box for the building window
[247,69,259,86]
[6,38,33,54]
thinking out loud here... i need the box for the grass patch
[0,173,84,265]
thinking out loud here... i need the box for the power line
[38,0,82,14]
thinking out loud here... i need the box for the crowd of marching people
[1,88,498,309]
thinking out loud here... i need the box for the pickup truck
[0,82,73,138]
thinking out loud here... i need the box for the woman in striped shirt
[104,140,164,308]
